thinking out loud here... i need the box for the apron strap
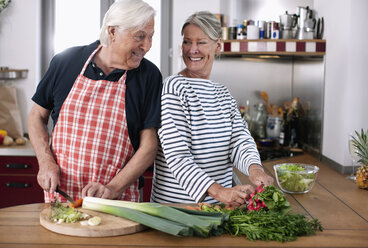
[80,44,127,83]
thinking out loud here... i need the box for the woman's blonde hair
[181,11,222,41]
[100,0,155,46]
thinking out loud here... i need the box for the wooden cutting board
[39,204,146,237]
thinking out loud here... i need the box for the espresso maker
[296,6,316,39]
[279,11,297,39]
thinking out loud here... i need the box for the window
[54,0,100,54]
[53,0,161,69]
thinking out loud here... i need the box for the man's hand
[37,161,60,193]
[81,182,119,199]
[28,103,61,193]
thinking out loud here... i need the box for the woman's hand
[207,183,255,207]
[81,182,120,199]
[248,165,274,186]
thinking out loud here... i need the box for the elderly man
[28,0,162,203]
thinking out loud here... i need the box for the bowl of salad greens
[273,163,319,194]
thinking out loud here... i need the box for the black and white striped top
[151,75,262,204]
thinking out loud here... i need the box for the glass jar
[266,115,282,139]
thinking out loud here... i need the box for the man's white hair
[99,0,155,46]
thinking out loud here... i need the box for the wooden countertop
[0,154,367,247]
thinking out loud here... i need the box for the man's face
[111,18,155,70]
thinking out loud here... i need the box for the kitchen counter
[0,140,35,156]
[0,154,367,247]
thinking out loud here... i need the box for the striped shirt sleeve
[158,81,215,202]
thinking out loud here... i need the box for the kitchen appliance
[296,6,316,39]
[279,11,297,39]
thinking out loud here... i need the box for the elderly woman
[28,0,162,203]
[151,11,273,206]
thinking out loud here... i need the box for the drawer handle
[5,163,30,169]
[5,182,31,188]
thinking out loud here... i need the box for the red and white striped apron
[45,45,139,203]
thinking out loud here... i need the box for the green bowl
[273,163,319,193]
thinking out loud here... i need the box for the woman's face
[181,24,221,79]
[110,17,154,70]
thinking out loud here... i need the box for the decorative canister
[221,27,229,40]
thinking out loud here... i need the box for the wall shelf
[221,39,326,57]
[0,68,28,80]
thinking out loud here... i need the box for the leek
[82,197,226,237]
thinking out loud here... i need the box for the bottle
[289,110,299,148]
[279,113,289,146]
[243,100,251,124]
[236,24,246,40]
[253,103,267,140]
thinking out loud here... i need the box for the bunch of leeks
[82,197,227,237]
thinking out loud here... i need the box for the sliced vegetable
[70,198,83,208]
[82,197,227,237]
[87,216,101,226]
[50,199,87,223]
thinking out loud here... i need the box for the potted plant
[351,129,368,189]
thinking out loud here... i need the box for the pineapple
[351,129,368,189]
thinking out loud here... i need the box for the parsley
[227,210,323,242]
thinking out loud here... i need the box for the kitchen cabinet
[221,39,326,56]
[0,154,44,208]
[142,166,153,202]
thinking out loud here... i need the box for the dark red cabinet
[0,156,44,208]
[0,155,154,207]
[142,167,153,202]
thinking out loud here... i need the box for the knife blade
[56,186,76,205]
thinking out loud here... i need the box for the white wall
[315,0,368,166]
[0,0,41,134]
[171,0,221,74]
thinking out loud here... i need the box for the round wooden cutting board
[39,204,146,237]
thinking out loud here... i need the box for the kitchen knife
[56,186,76,205]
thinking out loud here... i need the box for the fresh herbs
[228,210,323,242]
[197,185,323,242]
